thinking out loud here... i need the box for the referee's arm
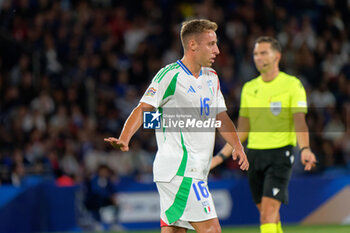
[211,116,250,170]
[293,113,317,171]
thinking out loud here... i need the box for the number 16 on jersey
[200,97,210,116]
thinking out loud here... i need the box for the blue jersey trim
[177,60,202,77]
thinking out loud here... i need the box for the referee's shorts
[247,145,294,204]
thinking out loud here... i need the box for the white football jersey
[140,60,227,182]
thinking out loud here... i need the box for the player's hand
[232,145,249,171]
[104,137,129,152]
[301,148,317,171]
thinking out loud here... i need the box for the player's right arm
[210,116,250,169]
[105,64,177,151]
[104,102,154,151]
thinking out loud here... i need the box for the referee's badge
[270,101,282,116]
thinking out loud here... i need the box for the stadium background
[0,0,349,232]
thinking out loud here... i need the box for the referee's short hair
[255,36,282,53]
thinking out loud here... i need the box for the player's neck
[261,67,280,82]
[181,57,201,78]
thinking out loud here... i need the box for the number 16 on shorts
[193,181,211,214]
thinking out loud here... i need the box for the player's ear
[188,38,198,51]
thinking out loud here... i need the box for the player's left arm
[216,111,249,171]
[293,113,317,171]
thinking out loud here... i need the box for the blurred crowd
[0,0,349,186]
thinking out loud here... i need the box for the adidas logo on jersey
[187,86,196,93]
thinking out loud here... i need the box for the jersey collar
[177,60,202,77]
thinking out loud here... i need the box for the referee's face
[196,30,220,67]
[253,42,279,73]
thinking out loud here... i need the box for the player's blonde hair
[180,19,218,49]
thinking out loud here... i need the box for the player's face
[253,42,279,73]
[196,30,220,67]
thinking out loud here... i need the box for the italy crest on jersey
[270,101,282,116]
[207,80,214,96]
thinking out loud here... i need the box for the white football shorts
[156,175,217,230]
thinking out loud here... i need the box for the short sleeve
[140,68,175,108]
[216,89,227,113]
[140,80,162,108]
[239,84,249,117]
[291,79,307,114]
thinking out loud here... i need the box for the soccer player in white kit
[105,19,249,233]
